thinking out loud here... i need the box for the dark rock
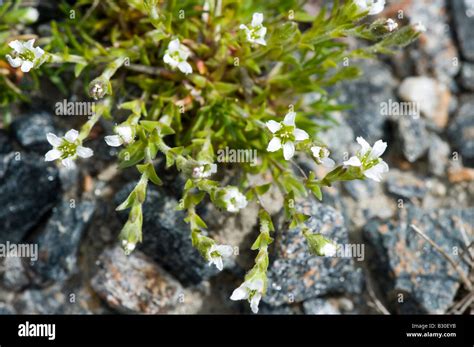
[386,170,427,199]
[428,134,451,177]
[91,246,183,314]
[333,60,396,143]
[460,62,474,91]
[343,180,378,201]
[397,116,430,163]
[258,303,303,315]
[11,112,55,153]
[0,257,30,291]
[452,0,474,61]
[263,201,364,307]
[115,183,218,285]
[0,152,60,244]
[28,200,96,286]
[363,206,473,313]
[448,96,474,166]
[0,130,12,154]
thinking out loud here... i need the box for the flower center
[19,50,35,62]
[276,124,295,143]
[58,141,77,159]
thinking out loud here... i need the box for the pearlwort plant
[3,0,421,313]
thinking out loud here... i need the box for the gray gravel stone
[0,130,12,154]
[386,170,428,199]
[448,95,474,166]
[0,257,29,291]
[29,200,96,286]
[91,246,183,314]
[363,206,473,313]
[397,116,430,163]
[333,60,396,143]
[263,201,364,307]
[0,152,60,244]
[452,0,474,61]
[460,62,474,91]
[428,134,451,177]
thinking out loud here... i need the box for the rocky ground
[0,0,473,315]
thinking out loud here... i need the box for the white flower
[24,8,39,23]
[230,277,265,313]
[266,112,309,160]
[104,125,134,147]
[121,240,136,254]
[44,129,93,168]
[6,39,44,73]
[222,187,248,213]
[343,136,389,182]
[207,244,234,271]
[310,146,335,168]
[163,39,193,74]
[385,19,398,32]
[192,162,217,179]
[413,22,426,33]
[239,12,267,46]
[354,0,385,15]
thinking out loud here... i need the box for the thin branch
[410,224,472,291]
[365,269,390,315]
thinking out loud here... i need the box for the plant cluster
[2,0,421,312]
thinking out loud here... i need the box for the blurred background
[0,0,472,314]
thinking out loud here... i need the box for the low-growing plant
[3,0,422,312]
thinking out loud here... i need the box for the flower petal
[343,156,362,167]
[116,126,133,143]
[230,286,248,301]
[356,136,371,156]
[44,149,62,161]
[104,135,122,147]
[168,39,180,52]
[163,53,177,67]
[294,128,309,141]
[6,55,22,68]
[322,157,336,168]
[61,157,74,169]
[64,129,79,143]
[216,245,234,257]
[76,146,93,158]
[46,133,62,147]
[282,141,295,160]
[214,257,223,271]
[8,40,24,53]
[266,120,281,133]
[267,137,282,152]
[251,13,264,27]
[250,293,261,314]
[370,140,387,159]
[282,112,296,126]
[177,61,193,74]
[20,60,33,72]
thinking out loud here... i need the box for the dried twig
[410,224,472,291]
[365,269,390,315]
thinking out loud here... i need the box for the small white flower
[230,277,265,313]
[121,239,136,254]
[104,125,134,147]
[266,112,309,160]
[343,136,389,182]
[310,146,335,168]
[385,19,398,32]
[192,162,217,179]
[413,22,426,33]
[163,39,193,74]
[23,8,39,23]
[6,39,44,72]
[207,244,234,271]
[354,0,386,15]
[222,187,248,213]
[44,129,93,168]
[239,12,267,46]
